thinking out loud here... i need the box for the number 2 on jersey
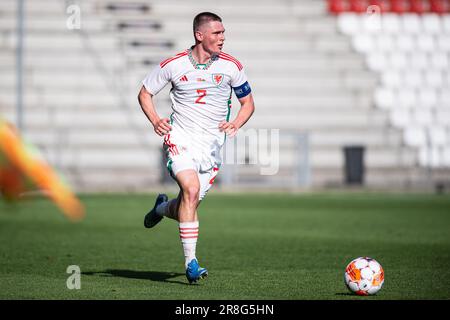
[195,89,206,104]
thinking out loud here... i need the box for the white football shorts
[163,130,221,201]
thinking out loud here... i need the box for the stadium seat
[435,108,450,125]
[436,35,450,52]
[369,0,390,13]
[429,149,443,169]
[366,52,389,71]
[413,108,434,126]
[382,70,402,87]
[338,13,361,35]
[362,14,383,33]
[397,88,417,107]
[428,126,447,146]
[375,87,395,109]
[403,71,422,88]
[419,147,441,168]
[352,34,375,53]
[402,14,422,33]
[430,52,449,70]
[442,149,450,167]
[409,0,427,14]
[390,107,411,126]
[418,88,438,107]
[422,14,442,34]
[381,14,402,33]
[390,0,409,13]
[442,15,450,33]
[328,0,348,14]
[416,34,436,52]
[425,70,444,88]
[437,91,450,108]
[389,52,408,69]
[404,127,427,147]
[395,34,415,52]
[377,34,395,51]
[409,52,429,70]
[350,0,370,12]
[445,71,450,87]
[429,0,448,14]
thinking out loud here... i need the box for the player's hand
[154,118,172,136]
[218,121,238,138]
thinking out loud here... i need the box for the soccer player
[138,12,255,284]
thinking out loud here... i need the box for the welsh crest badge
[212,73,224,86]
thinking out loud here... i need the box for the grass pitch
[0,192,449,300]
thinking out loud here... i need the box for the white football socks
[179,221,199,269]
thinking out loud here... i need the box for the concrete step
[0,53,366,73]
[0,104,387,130]
[309,165,450,189]
[59,167,161,193]
[0,17,106,33]
[292,0,328,18]
[252,110,388,130]
[249,144,418,168]
[310,128,404,147]
[1,0,97,14]
[61,164,449,192]
[0,107,148,129]
[17,125,404,151]
[39,146,160,169]
[4,33,118,50]
[23,145,417,184]
[0,68,377,92]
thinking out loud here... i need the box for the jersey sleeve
[142,64,171,96]
[230,66,247,88]
[231,67,252,99]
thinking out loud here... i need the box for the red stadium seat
[369,0,390,12]
[429,0,448,14]
[350,0,370,12]
[390,0,409,13]
[327,0,450,14]
[328,0,348,14]
[409,0,427,13]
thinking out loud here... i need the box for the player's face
[198,21,225,55]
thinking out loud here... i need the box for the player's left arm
[219,93,255,138]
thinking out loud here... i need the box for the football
[344,257,384,296]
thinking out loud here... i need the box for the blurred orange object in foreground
[0,119,85,222]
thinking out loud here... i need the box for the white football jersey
[142,48,251,147]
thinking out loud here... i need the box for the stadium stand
[335,0,450,175]
[0,0,449,191]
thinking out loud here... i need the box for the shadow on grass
[335,292,355,296]
[82,269,188,285]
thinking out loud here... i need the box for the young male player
[138,12,255,284]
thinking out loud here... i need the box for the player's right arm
[139,59,174,136]
[138,86,172,136]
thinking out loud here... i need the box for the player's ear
[194,30,203,42]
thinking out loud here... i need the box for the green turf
[0,192,449,299]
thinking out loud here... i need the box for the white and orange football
[344,257,384,296]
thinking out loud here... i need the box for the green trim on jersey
[226,99,231,122]
[166,115,174,176]
[166,159,173,175]
[223,98,232,143]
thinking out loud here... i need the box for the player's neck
[191,45,213,64]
